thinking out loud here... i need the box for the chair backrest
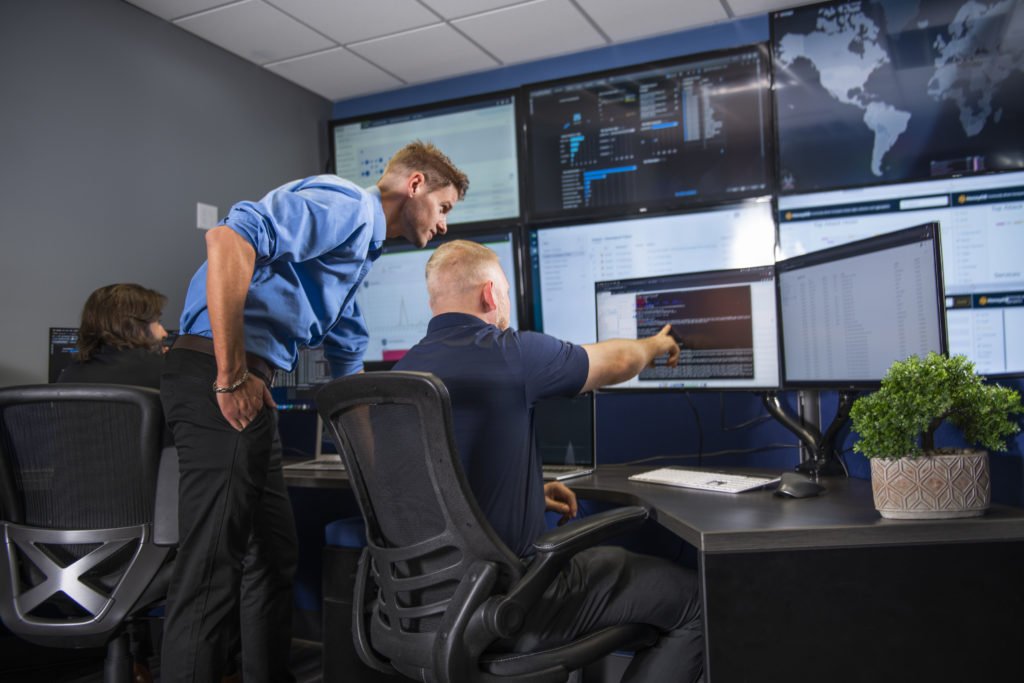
[316,371,524,677]
[0,383,172,648]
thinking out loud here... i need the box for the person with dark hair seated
[58,282,168,388]
[57,282,170,683]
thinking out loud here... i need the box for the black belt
[172,334,276,386]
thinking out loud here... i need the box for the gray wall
[0,0,332,386]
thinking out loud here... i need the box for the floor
[0,637,324,682]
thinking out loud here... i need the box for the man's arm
[579,323,679,393]
[206,225,275,430]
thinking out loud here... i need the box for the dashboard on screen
[777,223,947,388]
[771,0,1024,194]
[528,199,776,346]
[525,43,772,222]
[330,92,521,228]
[778,170,1024,377]
[357,231,520,365]
[595,266,780,391]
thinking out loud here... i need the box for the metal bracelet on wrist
[212,369,249,393]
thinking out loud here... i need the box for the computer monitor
[524,43,772,222]
[771,0,1024,194]
[48,327,79,382]
[777,170,1024,377]
[595,266,780,391]
[271,345,332,412]
[528,199,776,345]
[330,91,521,229]
[777,223,947,389]
[357,230,521,366]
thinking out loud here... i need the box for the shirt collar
[364,184,387,246]
[427,312,491,333]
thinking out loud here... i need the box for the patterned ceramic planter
[870,450,990,519]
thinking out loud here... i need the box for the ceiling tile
[266,47,404,100]
[123,0,235,21]
[419,0,527,20]
[174,0,335,65]
[267,0,440,44]
[349,24,499,84]
[452,0,606,65]
[576,0,728,42]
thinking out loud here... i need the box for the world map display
[772,0,1024,193]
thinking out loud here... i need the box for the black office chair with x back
[0,383,177,683]
[315,371,658,683]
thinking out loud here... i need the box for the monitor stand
[761,390,853,477]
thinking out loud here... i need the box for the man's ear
[481,280,497,313]
[406,171,425,197]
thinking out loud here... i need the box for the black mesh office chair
[0,384,177,683]
[316,371,658,683]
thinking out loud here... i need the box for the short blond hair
[425,240,500,304]
[384,140,469,200]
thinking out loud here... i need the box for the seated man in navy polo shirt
[394,239,704,683]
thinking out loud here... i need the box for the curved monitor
[777,223,947,389]
[330,91,521,230]
[771,0,1024,194]
[524,43,772,222]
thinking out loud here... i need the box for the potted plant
[850,352,1023,519]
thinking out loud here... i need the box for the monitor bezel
[328,88,525,234]
[522,42,775,226]
[775,222,948,390]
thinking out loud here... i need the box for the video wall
[329,0,1024,388]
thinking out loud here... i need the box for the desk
[286,464,1024,682]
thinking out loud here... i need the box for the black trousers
[160,348,298,683]
[513,546,704,683]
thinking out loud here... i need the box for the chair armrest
[481,505,649,638]
[153,447,179,546]
[532,505,649,555]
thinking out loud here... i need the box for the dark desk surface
[283,462,1024,554]
[570,465,1024,553]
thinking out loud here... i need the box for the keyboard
[629,467,780,493]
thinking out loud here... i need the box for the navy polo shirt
[393,313,589,557]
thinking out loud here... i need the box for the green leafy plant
[850,352,1024,460]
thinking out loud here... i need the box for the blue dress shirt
[179,175,387,377]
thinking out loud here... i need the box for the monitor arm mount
[760,390,855,477]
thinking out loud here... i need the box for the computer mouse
[774,472,825,499]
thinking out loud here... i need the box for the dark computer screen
[595,266,780,391]
[528,199,776,345]
[777,170,1024,377]
[48,327,79,383]
[330,91,521,229]
[771,0,1024,194]
[777,223,947,388]
[357,230,521,366]
[525,43,772,222]
[534,392,595,468]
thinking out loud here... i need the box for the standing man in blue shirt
[160,141,468,683]
[394,240,704,682]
